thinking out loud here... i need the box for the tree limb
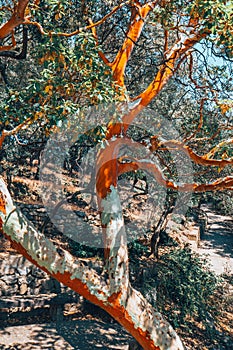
[0,0,29,40]
[118,157,233,191]
[0,177,184,350]
[24,1,131,38]
[151,138,233,168]
[121,27,208,128]
[109,2,157,89]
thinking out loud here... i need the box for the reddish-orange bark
[1,233,159,349]
[110,2,156,88]
[96,147,118,200]
[0,182,161,350]
[121,31,207,128]
[105,23,207,139]
[0,0,29,40]
[96,136,144,199]
[150,138,233,169]
[1,2,231,349]
[117,158,233,191]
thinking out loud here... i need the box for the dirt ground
[0,319,131,350]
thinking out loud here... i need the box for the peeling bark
[0,177,185,349]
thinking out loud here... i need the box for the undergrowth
[131,244,221,330]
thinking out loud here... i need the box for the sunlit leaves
[219,102,232,115]
[190,0,233,55]
[0,29,118,134]
[149,0,232,57]
[44,85,53,95]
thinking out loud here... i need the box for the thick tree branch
[100,185,129,293]
[118,157,233,191]
[110,2,158,88]
[0,177,184,350]
[0,0,29,40]
[105,29,208,138]
[120,28,208,128]
[151,138,233,168]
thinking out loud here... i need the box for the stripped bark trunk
[0,177,184,349]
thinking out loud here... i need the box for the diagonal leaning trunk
[0,175,184,349]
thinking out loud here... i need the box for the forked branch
[150,137,233,168]
[118,158,233,191]
[24,1,131,38]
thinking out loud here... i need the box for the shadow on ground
[0,319,131,349]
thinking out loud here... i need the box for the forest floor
[0,318,132,350]
[0,167,232,349]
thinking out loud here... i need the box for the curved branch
[184,97,206,142]
[120,28,208,128]
[205,138,233,160]
[25,1,131,38]
[106,29,209,138]
[118,158,233,192]
[187,51,209,90]
[153,138,233,168]
[0,177,184,350]
[89,19,111,66]
[0,26,28,59]
[0,0,29,40]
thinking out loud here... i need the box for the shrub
[138,246,220,328]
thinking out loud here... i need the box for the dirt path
[194,205,233,275]
[0,319,130,350]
